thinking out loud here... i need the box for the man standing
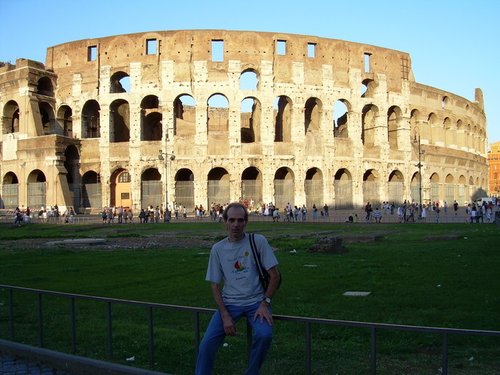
[195,202,280,375]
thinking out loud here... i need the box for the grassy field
[0,220,499,374]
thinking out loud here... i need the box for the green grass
[0,221,499,374]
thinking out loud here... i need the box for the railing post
[70,297,77,353]
[8,288,14,339]
[106,302,113,359]
[194,311,201,359]
[305,322,312,375]
[442,332,448,375]
[147,306,155,368]
[370,327,377,375]
[38,293,44,347]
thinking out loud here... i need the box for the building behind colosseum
[0,30,489,214]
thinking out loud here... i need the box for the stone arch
[333,99,350,138]
[240,97,261,143]
[27,169,47,208]
[274,167,295,209]
[457,175,467,204]
[444,173,455,204]
[428,113,438,145]
[39,101,55,135]
[361,78,377,98]
[110,168,131,208]
[37,76,54,97]
[305,167,323,209]
[361,104,378,146]
[174,94,196,137]
[141,168,162,208]
[334,168,353,209]
[207,167,230,207]
[410,109,421,141]
[82,100,100,138]
[1,171,19,209]
[241,166,262,208]
[410,171,422,204]
[81,171,101,209]
[443,117,454,147]
[64,145,81,210]
[305,97,322,155]
[141,95,162,141]
[363,169,380,205]
[57,105,73,137]
[387,170,404,204]
[429,172,440,203]
[3,100,20,134]
[387,106,402,150]
[110,71,130,93]
[110,99,130,142]
[274,95,292,142]
[175,168,195,210]
[239,69,258,90]
[207,94,229,155]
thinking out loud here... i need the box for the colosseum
[0,30,488,214]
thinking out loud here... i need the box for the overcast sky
[1,0,498,144]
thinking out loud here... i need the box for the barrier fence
[1,284,499,374]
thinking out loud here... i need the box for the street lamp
[158,149,175,212]
[413,134,424,218]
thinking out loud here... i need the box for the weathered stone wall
[0,30,488,212]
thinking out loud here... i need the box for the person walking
[195,202,280,375]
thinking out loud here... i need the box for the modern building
[0,30,489,213]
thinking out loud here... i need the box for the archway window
[333,100,349,138]
[110,71,130,93]
[82,100,100,138]
[241,97,261,143]
[240,70,258,90]
[274,96,292,142]
[174,94,196,137]
[141,95,161,141]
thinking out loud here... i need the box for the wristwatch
[263,296,272,305]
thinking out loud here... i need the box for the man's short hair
[223,202,248,222]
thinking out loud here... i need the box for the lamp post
[158,149,175,213]
[414,134,424,218]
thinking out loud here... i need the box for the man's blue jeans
[195,301,273,375]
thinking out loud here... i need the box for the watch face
[265,297,271,304]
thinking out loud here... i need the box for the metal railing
[1,284,499,375]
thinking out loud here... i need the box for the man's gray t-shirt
[205,233,278,306]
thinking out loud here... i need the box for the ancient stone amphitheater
[0,30,488,213]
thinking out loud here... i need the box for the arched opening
[362,104,378,146]
[64,145,81,211]
[110,99,130,142]
[37,76,54,97]
[57,105,73,137]
[110,169,131,208]
[241,97,261,143]
[82,100,100,138]
[175,168,195,211]
[274,96,292,142]
[361,78,377,98]
[387,106,402,150]
[27,170,47,208]
[3,100,20,134]
[410,172,421,204]
[333,100,349,138]
[141,95,162,141]
[305,168,323,209]
[207,94,229,154]
[110,71,130,93]
[240,69,258,90]
[334,169,352,209]
[39,102,55,135]
[274,167,294,209]
[241,167,262,210]
[174,94,196,137]
[388,170,404,204]
[207,167,230,207]
[2,172,19,209]
[430,173,440,203]
[82,171,101,209]
[363,169,380,206]
[141,168,162,209]
[444,174,455,205]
